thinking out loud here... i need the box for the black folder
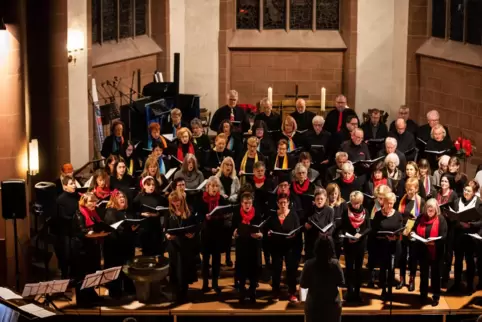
[353,155,385,166]
[424,149,451,156]
[445,207,481,222]
[92,221,115,233]
[377,226,405,235]
[207,205,234,218]
[310,221,334,233]
[238,219,268,236]
[166,224,200,236]
[366,138,385,144]
[296,129,309,135]
[270,226,302,237]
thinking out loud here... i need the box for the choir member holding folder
[304,188,334,261]
[204,133,233,176]
[165,191,200,303]
[335,162,363,201]
[279,116,304,153]
[267,193,301,303]
[410,199,447,306]
[71,192,105,306]
[424,124,454,171]
[327,183,347,259]
[341,191,371,303]
[290,99,316,132]
[254,98,282,134]
[174,127,197,163]
[251,120,275,159]
[173,154,204,191]
[191,118,211,152]
[90,169,111,220]
[304,116,332,169]
[54,176,80,279]
[371,192,403,301]
[448,156,468,196]
[291,163,316,223]
[219,120,243,161]
[233,192,263,303]
[103,190,137,298]
[109,158,135,201]
[237,137,266,184]
[199,176,230,293]
[133,176,166,256]
[270,139,296,174]
[448,180,482,294]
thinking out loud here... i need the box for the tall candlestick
[268,87,273,104]
[321,87,326,112]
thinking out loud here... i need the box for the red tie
[336,111,343,132]
[230,109,235,122]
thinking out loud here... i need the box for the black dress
[411,214,447,299]
[304,205,334,261]
[103,208,136,298]
[290,110,316,132]
[267,211,301,294]
[165,212,200,300]
[371,210,403,293]
[341,205,371,296]
[331,202,347,259]
[110,174,136,202]
[204,149,233,177]
[132,192,166,256]
[233,207,263,297]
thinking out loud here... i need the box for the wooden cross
[284,84,309,101]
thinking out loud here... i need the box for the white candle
[321,87,326,112]
[159,72,164,83]
[268,87,273,104]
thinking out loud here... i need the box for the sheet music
[81,272,102,290]
[99,266,122,285]
[111,220,124,229]
[165,167,177,180]
[0,287,22,300]
[50,280,70,294]
[300,288,308,302]
[22,283,40,297]
[19,304,55,318]
[467,233,482,240]
[163,134,174,141]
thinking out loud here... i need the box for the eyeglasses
[248,144,257,148]
[349,122,358,125]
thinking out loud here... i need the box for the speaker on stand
[1,180,27,291]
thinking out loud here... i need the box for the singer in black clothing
[290,99,316,132]
[101,120,128,158]
[54,176,80,279]
[335,162,363,201]
[341,191,371,303]
[165,190,200,303]
[304,116,332,169]
[254,98,282,134]
[103,191,137,298]
[204,133,233,176]
[251,120,275,159]
[371,192,403,301]
[191,118,212,152]
[327,183,347,259]
[110,158,135,201]
[449,181,482,294]
[71,193,103,306]
[324,95,358,135]
[133,176,166,256]
[411,199,447,306]
[210,90,250,133]
[424,124,454,170]
[304,188,334,261]
[233,192,263,303]
[199,176,229,293]
[219,120,243,162]
[290,163,316,225]
[267,193,301,303]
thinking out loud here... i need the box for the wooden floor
[50,252,482,318]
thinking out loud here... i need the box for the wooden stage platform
[53,260,482,322]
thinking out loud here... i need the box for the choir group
[53,90,482,308]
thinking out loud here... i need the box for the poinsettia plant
[454,136,475,160]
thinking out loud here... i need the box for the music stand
[21,279,69,312]
[80,266,122,298]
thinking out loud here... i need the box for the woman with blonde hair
[71,192,103,306]
[165,190,199,303]
[326,183,347,259]
[103,190,136,298]
[279,115,304,152]
[411,198,447,306]
[175,127,196,162]
[216,156,240,266]
[237,136,266,184]
[140,156,167,191]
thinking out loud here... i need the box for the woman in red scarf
[199,176,229,294]
[410,198,447,306]
[175,127,196,162]
[334,162,362,201]
[365,161,392,203]
[71,192,103,307]
[341,191,371,303]
[233,192,263,304]
[90,169,111,220]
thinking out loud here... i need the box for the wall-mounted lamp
[0,18,6,31]
[28,139,39,176]
[67,29,84,64]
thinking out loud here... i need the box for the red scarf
[293,180,310,194]
[95,186,111,200]
[177,142,195,161]
[348,206,366,229]
[373,177,387,188]
[342,175,355,184]
[240,206,255,224]
[203,192,220,212]
[253,176,265,184]
[79,206,101,227]
[416,214,439,260]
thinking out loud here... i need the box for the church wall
[230,51,343,105]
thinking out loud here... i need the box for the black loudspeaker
[173,53,180,96]
[177,94,200,123]
[120,97,151,142]
[1,180,27,219]
[34,182,57,218]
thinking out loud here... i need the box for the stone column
[27,0,70,181]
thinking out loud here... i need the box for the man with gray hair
[290,98,316,132]
[210,89,250,132]
[377,137,407,170]
[388,118,416,160]
[305,115,332,169]
[417,109,451,144]
[389,105,418,136]
[254,97,282,132]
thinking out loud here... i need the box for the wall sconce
[0,18,6,31]
[28,139,39,176]
[67,29,84,64]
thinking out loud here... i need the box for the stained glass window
[290,0,313,30]
[316,0,339,30]
[449,0,464,41]
[237,0,260,29]
[120,0,133,39]
[135,0,147,36]
[466,0,482,45]
[264,0,286,29]
[431,0,446,38]
[92,0,148,43]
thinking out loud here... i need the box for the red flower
[465,140,473,156]
[454,139,461,151]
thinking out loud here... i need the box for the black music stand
[80,266,122,298]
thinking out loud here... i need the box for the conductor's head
[314,237,335,263]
